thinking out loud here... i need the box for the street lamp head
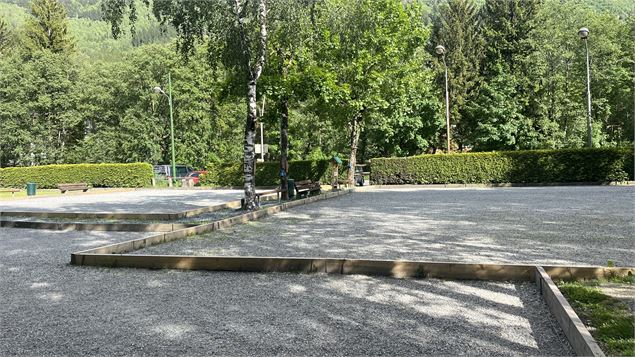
[578,27,589,39]
[153,86,165,95]
[435,45,446,56]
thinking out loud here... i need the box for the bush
[200,159,346,187]
[0,163,153,188]
[370,148,634,184]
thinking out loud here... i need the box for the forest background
[0,0,633,169]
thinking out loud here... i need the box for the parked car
[187,171,208,186]
[153,165,196,179]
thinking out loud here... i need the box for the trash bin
[26,182,36,196]
[287,178,295,199]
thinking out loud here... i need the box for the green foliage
[200,159,338,187]
[430,0,484,148]
[23,0,75,54]
[558,281,635,356]
[0,163,153,188]
[0,51,82,166]
[370,148,634,184]
[0,0,634,177]
[0,16,11,53]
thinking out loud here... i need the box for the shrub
[200,159,346,187]
[0,163,153,188]
[370,148,634,185]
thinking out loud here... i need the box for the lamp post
[578,27,592,148]
[435,45,451,153]
[154,72,177,183]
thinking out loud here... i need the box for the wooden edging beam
[0,220,196,232]
[69,252,629,357]
[534,266,605,357]
[0,190,283,222]
[71,189,351,256]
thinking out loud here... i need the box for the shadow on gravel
[0,227,573,356]
[138,187,634,267]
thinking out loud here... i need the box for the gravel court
[0,189,246,213]
[137,186,635,266]
[0,228,573,355]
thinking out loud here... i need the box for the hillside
[0,0,174,59]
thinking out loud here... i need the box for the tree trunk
[347,113,362,185]
[236,0,267,211]
[279,96,289,200]
[243,79,258,210]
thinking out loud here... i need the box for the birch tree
[102,0,268,210]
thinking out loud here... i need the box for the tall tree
[314,0,429,184]
[103,0,269,210]
[463,0,540,150]
[525,0,634,148]
[430,0,484,150]
[23,0,75,54]
[0,17,12,54]
[262,0,315,199]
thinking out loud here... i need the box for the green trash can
[287,178,295,199]
[26,182,37,196]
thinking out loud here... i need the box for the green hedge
[0,163,153,188]
[201,159,346,187]
[370,148,634,184]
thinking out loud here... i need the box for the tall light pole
[435,45,451,153]
[578,27,592,148]
[154,72,177,183]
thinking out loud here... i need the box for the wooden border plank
[71,190,351,256]
[534,266,605,357]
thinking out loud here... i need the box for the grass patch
[0,189,62,200]
[558,280,634,356]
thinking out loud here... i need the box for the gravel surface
[137,186,635,266]
[0,189,246,213]
[0,227,573,356]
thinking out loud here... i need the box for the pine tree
[0,17,11,54]
[464,0,541,150]
[430,0,484,150]
[23,0,75,54]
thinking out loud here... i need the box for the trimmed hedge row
[201,159,345,187]
[370,148,634,184]
[0,163,154,188]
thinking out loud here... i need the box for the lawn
[0,189,63,200]
[558,277,635,356]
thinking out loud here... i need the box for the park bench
[294,180,321,197]
[241,187,286,208]
[0,188,20,196]
[58,183,90,193]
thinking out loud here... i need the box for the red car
[187,171,207,185]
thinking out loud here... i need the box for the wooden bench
[0,188,20,196]
[241,188,286,208]
[294,180,321,197]
[58,183,90,193]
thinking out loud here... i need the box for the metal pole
[443,56,451,153]
[260,122,264,162]
[584,39,592,148]
[168,72,177,183]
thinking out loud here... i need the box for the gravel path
[137,186,635,266]
[0,227,572,356]
[0,189,246,213]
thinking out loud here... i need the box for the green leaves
[23,0,75,54]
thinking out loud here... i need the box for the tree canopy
[0,0,632,175]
